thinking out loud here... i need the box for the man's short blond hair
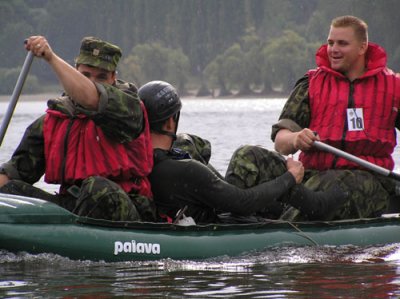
[331,15,368,43]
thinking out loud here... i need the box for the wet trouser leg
[0,179,59,202]
[224,145,391,221]
[225,145,350,221]
[225,145,288,218]
[283,184,348,220]
[303,170,390,219]
[73,176,141,221]
[0,177,142,221]
[0,179,77,212]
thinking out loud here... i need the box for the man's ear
[111,71,116,83]
[359,41,368,56]
[162,117,175,132]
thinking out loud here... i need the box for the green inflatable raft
[1,193,400,262]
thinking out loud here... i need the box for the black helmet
[138,81,182,124]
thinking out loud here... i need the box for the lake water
[1,95,400,298]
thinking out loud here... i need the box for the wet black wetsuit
[149,148,296,223]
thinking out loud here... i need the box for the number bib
[347,108,364,131]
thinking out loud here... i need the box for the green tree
[0,67,39,94]
[120,43,190,92]
[262,30,311,93]
[165,48,190,95]
[221,44,245,94]
[239,27,264,94]
[0,1,36,68]
[204,28,263,96]
[204,54,232,97]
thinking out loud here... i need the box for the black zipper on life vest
[333,81,354,168]
[60,117,75,184]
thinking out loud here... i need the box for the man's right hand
[292,128,320,151]
[275,128,320,155]
[25,35,99,110]
[0,173,10,188]
[24,36,54,62]
[286,155,304,184]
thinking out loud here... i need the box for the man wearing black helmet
[139,81,347,224]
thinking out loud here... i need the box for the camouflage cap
[75,37,122,71]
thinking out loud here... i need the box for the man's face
[327,26,367,75]
[77,64,116,85]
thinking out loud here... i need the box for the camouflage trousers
[0,176,157,222]
[174,133,223,178]
[174,133,212,165]
[225,145,394,220]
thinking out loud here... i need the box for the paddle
[0,51,34,146]
[313,140,400,181]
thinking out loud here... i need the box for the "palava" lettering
[114,240,161,255]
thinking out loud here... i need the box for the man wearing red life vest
[271,15,400,220]
[0,36,156,222]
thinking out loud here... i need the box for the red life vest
[43,101,153,197]
[300,43,400,171]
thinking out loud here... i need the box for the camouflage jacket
[0,80,142,185]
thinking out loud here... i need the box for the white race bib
[347,108,364,131]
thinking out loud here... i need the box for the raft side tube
[0,193,76,224]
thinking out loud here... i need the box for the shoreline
[0,93,60,102]
[0,92,288,102]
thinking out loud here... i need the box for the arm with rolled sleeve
[271,76,311,154]
[77,82,144,142]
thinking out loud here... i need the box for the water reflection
[2,97,400,297]
[1,244,400,298]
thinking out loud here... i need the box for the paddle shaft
[313,141,400,181]
[0,51,34,146]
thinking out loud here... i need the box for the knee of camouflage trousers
[223,145,391,221]
[173,133,224,179]
[225,145,287,188]
[173,133,212,164]
[0,179,57,201]
[282,169,391,221]
[0,179,77,211]
[73,176,141,221]
[224,145,288,218]
[303,169,390,219]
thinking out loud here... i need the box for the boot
[285,184,349,220]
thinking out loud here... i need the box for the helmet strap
[151,112,180,142]
[159,129,177,141]
[173,111,180,134]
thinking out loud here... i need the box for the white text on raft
[114,240,161,255]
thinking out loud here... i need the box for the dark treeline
[1,0,400,96]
